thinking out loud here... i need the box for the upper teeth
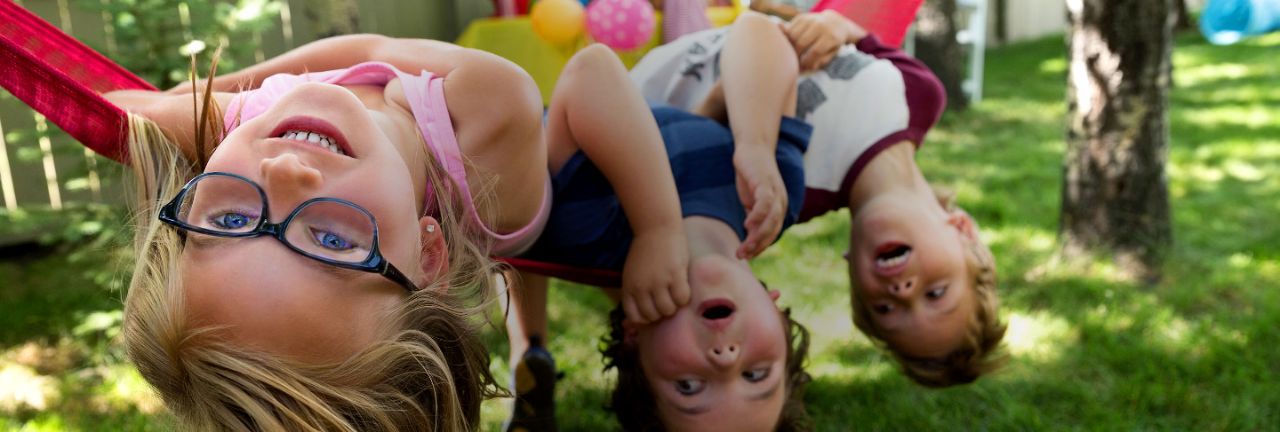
[876,250,910,269]
[281,130,345,156]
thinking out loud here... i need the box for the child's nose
[707,343,741,369]
[888,278,916,298]
[260,153,323,204]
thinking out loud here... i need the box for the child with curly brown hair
[632,10,1007,388]
[501,14,816,431]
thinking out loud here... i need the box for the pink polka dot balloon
[585,0,656,51]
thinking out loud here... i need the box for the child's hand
[733,147,787,259]
[785,10,868,71]
[622,226,691,324]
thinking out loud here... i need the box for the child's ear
[622,319,640,347]
[946,209,979,243]
[418,216,450,291]
[769,289,781,303]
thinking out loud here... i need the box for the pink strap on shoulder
[396,68,549,255]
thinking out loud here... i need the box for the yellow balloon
[531,0,585,45]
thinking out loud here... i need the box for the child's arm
[169,35,500,93]
[707,12,799,259]
[546,45,689,324]
[104,89,233,162]
[748,0,802,20]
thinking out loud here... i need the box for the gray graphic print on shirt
[796,78,826,121]
[824,51,875,81]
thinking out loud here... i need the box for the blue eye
[675,379,705,396]
[311,229,354,251]
[926,286,948,299]
[743,367,770,382]
[211,212,251,229]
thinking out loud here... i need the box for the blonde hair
[850,187,1007,388]
[122,77,501,430]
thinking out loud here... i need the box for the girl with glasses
[105,33,688,431]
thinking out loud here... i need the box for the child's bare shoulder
[443,49,544,154]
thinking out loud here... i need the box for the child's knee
[563,44,626,80]
[732,10,785,39]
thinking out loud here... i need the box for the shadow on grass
[0,242,124,350]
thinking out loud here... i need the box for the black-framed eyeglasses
[158,171,419,293]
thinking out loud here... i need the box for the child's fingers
[636,292,660,322]
[789,23,824,56]
[808,51,838,71]
[786,15,818,46]
[758,200,784,253]
[742,211,779,258]
[653,289,677,317]
[671,276,691,307]
[623,295,647,325]
[754,184,785,254]
[800,38,838,71]
[741,207,770,258]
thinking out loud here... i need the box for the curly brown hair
[600,305,813,431]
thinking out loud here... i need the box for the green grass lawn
[3,31,1278,431]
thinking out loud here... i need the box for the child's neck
[847,141,934,211]
[684,216,746,263]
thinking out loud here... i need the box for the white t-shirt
[630,26,944,220]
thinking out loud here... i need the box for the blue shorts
[520,106,811,271]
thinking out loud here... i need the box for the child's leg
[545,44,668,178]
[501,269,557,431]
[695,11,799,133]
[503,270,548,365]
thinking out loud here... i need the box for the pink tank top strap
[395,67,550,255]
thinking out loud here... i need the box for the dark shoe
[504,338,558,432]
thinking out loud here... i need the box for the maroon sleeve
[854,34,946,144]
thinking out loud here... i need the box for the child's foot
[504,337,559,432]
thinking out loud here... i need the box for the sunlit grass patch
[1003,311,1076,364]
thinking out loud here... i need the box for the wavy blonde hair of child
[851,187,1007,388]
[121,79,502,431]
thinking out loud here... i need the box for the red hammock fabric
[0,1,619,286]
[810,0,924,48]
[0,0,154,164]
[498,257,621,287]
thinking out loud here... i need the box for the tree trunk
[1061,0,1174,281]
[1174,0,1194,32]
[306,0,361,38]
[914,0,968,110]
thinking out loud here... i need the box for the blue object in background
[1201,0,1280,44]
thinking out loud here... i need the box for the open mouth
[699,299,736,320]
[279,130,345,156]
[874,242,912,275]
[269,117,354,158]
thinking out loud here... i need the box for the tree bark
[306,0,361,38]
[1061,0,1174,281]
[1174,0,1194,32]
[914,0,968,110]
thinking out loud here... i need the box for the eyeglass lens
[177,175,378,264]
